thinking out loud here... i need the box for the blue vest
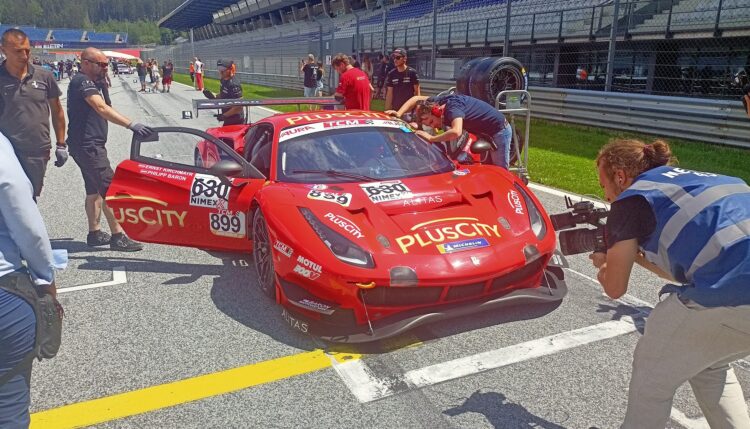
[617,166,750,307]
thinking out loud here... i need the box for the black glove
[215,113,226,122]
[202,89,216,99]
[128,122,154,137]
[54,145,68,167]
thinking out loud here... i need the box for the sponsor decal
[281,308,309,333]
[273,240,294,258]
[437,238,490,254]
[323,119,374,128]
[294,255,322,280]
[190,174,231,208]
[396,217,501,254]
[507,190,524,215]
[307,189,352,207]
[114,207,187,227]
[453,169,470,176]
[312,184,328,190]
[286,111,391,125]
[279,125,315,140]
[360,180,413,203]
[402,195,443,207]
[324,212,364,239]
[296,299,335,315]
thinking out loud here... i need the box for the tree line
[0,0,185,45]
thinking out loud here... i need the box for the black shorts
[70,144,114,197]
[14,151,49,198]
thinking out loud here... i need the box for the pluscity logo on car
[190,174,231,208]
[114,206,187,227]
[324,212,364,239]
[507,190,524,215]
[307,189,352,207]
[396,217,501,254]
[360,180,413,203]
[293,256,322,280]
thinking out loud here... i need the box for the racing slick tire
[252,209,277,300]
[456,57,528,106]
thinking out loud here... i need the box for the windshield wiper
[290,169,376,182]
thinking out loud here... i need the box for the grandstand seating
[86,32,117,43]
[51,29,84,42]
[634,0,750,33]
[17,26,50,41]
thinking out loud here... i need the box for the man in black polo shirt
[300,54,319,99]
[203,59,245,125]
[68,47,153,251]
[384,48,420,112]
[0,28,66,198]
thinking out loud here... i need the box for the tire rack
[496,89,531,184]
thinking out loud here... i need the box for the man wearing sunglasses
[202,59,244,125]
[384,48,420,112]
[67,47,152,251]
[0,28,66,199]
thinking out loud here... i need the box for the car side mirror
[210,159,244,178]
[470,140,492,154]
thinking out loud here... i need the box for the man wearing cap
[0,28,67,199]
[300,54,319,100]
[203,59,244,126]
[385,49,420,112]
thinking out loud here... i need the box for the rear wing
[192,97,342,117]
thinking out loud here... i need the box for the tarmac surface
[26,73,750,428]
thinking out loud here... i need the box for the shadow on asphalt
[51,238,109,253]
[595,302,647,334]
[71,251,318,350]
[443,389,569,428]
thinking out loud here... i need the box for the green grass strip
[174,73,750,198]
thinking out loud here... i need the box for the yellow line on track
[31,349,361,429]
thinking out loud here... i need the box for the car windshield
[277,126,455,183]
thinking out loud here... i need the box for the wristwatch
[56,142,67,148]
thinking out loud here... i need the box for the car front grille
[362,258,546,308]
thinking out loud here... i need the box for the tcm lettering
[397,221,501,254]
[115,207,187,227]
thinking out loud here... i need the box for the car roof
[259,110,396,129]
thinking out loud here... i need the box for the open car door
[106,127,266,252]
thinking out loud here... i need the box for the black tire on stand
[456,57,490,97]
[252,209,277,300]
[456,57,528,105]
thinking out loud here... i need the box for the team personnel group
[1,27,749,429]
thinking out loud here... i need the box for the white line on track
[337,318,639,403]
[57,267,127,294]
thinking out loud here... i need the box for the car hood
[280,166,542,264]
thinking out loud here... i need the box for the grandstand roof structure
[159,0,237,30]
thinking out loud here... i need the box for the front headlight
[299,208,375,268]
[515,185,547,240]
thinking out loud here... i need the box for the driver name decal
[396,217,501,254]
[307,189,352,207]
[360,180,413,203]
[190,174,231,208]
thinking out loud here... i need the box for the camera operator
[592,138,750,428]
[387,94,513,169]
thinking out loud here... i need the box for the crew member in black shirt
[67,47,152,251]
[384,48,420,112]
[203,59,244,125]
[300,54,319,98]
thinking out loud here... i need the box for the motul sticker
[360,180,413,203]
[307,189,352,207]
[190,174,230,208]
[293,255,322,280]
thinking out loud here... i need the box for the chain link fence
[151,0,750,100]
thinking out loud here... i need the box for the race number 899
[210,213,242,233]
[307,190,352,207]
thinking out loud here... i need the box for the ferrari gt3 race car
[105,99,568,342]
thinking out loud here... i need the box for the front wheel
[252,209,276,300]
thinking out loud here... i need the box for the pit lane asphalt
[28,74,749,429]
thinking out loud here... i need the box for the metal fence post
[504,0,512,55]
[605,0,621,92]
[382,0,388,54]
[431,0,438,79]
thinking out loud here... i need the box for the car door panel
[107,127,265,252]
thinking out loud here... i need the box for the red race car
[106,98,568,342]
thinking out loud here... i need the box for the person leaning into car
[591,138,750,428]
[202,59,244,126]
[386,93,512,169]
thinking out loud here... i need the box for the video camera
[550,196,609,255]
